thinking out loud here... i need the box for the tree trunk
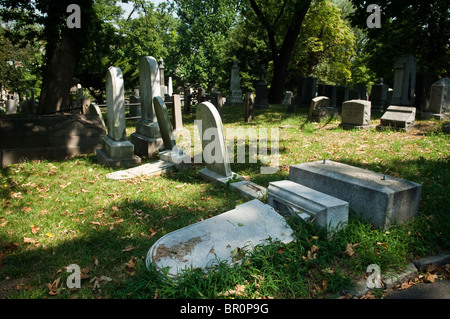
[38,30,78,114]
[250,0,311,104]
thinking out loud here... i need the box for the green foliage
[173,0,240,91]
[349,0,450,84]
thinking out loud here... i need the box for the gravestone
[196,102,238,185]
[168,77,173,97]
[154,96,190,171]
[415,73,439,113]
[5,94,17,114]
[424,78,450,120]
[254,65,269,109]
[159,58,167,97]
[349,89,360,100]
[128,95,141,117]
[198,87,207,103]
[289,77,317,112]
[289,160,422,229]
[391,54,416,106]
[355,86,368,100]
[183,86,191,114]
[211,91,223,118]
[340,100,371,130]
[228,60,243,105]
[244,92,254,122]
[379,106,416,131]
[146,199,294,277]
[96,66,141,167]
[282,91,293,105]
[370,79,389,110]
[171,94,183,130]
[130,56,164,157]
[323,85,337,108]
[336,85,349,110]
[308,96,338,122]
[268,180,348,233]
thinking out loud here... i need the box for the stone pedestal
[96,135,141,167]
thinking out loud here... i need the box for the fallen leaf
[122,246,136,252]
[23,237,36,244]
[93,256,99,267]
[277,247,286,254]
[344,243,360,257]
[47,277,61,296]
[424,272,437,283]
[125,257,137,269]
[31,225,40,234]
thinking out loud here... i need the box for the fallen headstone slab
[378,105,416,131]
[289,160,422,229]
[146,199,294,277]
[106,160,174,180]
[268,180,348,233]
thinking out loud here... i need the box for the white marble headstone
[106,66,126,141]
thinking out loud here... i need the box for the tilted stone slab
[288,160,422,229]
[379,105,416,131]
[106,160,174,180]
[268,180,348,232]
[146,199,294,277]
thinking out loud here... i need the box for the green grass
[0,103,449,299]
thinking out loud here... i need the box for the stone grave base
[146,199,294,277]
[289,160,422,229]
[96,149,141,168]
[198,168,242,186]
[130,132,164,157]
[0,114,105,167]
[378,106,416,131]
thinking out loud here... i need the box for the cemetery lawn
[0,104,449,299]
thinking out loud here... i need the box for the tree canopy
[1,0,448,111]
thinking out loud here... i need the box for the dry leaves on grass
[217,284,247,297]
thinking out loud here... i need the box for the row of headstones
[283,54,449,121]
[1,89,37,115]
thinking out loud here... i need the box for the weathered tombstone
[227,60,243,105]
[128,95,141,117]
[370,79,389,110]
[5,94,17,114]
[336,85,349,110]
[171,94,183,130]
[196,102,239,185]
[96,66,141,167]
[146,199,294,277]
[183,86,191,114]
[159,57,167,97]
[323,85,337,108]
[379,106,416,131]
[254,65,269,109]
[167,76,173,97]
[425,78,450,120]
[210,91,223,118]
[130,56,163,157]
[308,96,338,122]
[355,86,368,101]
[198,87,207,103]
[391,54,416,106]
[244,92,254,122]
[349,89,360,100]
[340,100,371,130]
[415,73,439,113]
[282,91,293,105]
[289,76,317,112]
[289,160,422,229]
